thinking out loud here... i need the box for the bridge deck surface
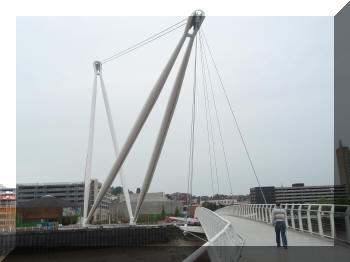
[223,216,333,246]
[221,216,350,262]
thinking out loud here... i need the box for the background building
[0,186,16,230]
[16,195,81,224]
[111,192,183,221]
[275,184,347,203]
[200,199,237,206]
[17,179,112,222]
[250,186,276,204]
[250,183,348,204]
[336,140,350,196]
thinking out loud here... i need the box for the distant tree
[315,198,350,212]
[136,187,141,194]
[161,206,166,220]
[62,215,78,225]
[202,201,219,211]
[174,206,180,217]
[16,212,23,225]
[128,190,133,194]
[71,215,78,224]
[112,186,123,196]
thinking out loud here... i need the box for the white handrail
[216,203,350,243]
[184,207,245,262]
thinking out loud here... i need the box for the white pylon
[83,74,97,227]
[87,10,205,223]
[83,61,134,226]
[134,10,205,220]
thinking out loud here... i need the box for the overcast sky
[16,16,333,195]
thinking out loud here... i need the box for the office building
[336,140,350,196]
[0,186,16,229]
[250,186,276,204]
[16,179,112,222]
[250,184,348,204]
[275,184,347,203]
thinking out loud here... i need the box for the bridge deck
[223,216,333,246]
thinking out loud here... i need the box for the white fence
[216,203,350,242]
[184,207,245,262]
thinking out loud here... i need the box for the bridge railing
[216,203,350,242]
[184,207,245,262]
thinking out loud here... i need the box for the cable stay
[201,29,267,204]
[186,36,198,221]
[201,75,216,197]
[198,30,233,197]
[199,33,220,197]
[101,18,187,64]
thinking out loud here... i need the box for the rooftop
[17,195,82,208]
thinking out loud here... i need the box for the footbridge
[70,10,349,262]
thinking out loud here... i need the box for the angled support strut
[87,10,205,223]
[135,11,205,219]
[83,62,134,225]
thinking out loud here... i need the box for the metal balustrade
[184,207,245,262]
[216,203,350,242]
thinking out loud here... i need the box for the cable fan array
[83,13,266,226]
[185,28,268,210]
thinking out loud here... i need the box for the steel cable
[199,30,233,196]
[101,19,186,64]
[186,36,198,220]
[201,30,267,204]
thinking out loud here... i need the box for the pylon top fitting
[93,61,102,75]
[190,10,205,29]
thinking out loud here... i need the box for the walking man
[272,202,288,248]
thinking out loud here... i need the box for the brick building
[16,195,81,224]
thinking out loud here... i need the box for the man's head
[276,202,281,207]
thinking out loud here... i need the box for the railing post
[269,204,273,224]
[307,204,312,233]
[298,204,303,231]
[284,204,289,228]
[291,204,296,229]
[330,205,335,238]
[345,206,350,242]
[253,204,256,220]
[317,205,324,237]
[264,204,268,223]
[261,205,265,222]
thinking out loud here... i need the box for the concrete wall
[111,199,183,220]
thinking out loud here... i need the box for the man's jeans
[274,221,288,247]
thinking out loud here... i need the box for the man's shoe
[283,246,288,249]
[277,245,281,247]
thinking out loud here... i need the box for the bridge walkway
[223,215,333,246]
[221,216,350,262]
